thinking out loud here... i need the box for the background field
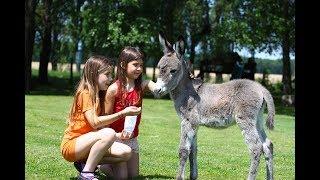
[31,62,284,84]
[25,95,294,179]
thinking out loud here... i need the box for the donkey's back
[194,78,274,129]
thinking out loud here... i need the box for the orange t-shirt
[62,90,100,140]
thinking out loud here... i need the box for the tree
[209,0,233,82]
[237,0,295,94]
[280,0,295,94]
[38,0,53,84]
[69,0,85,85]
[50,0,65,71]
[25,0,39,93]
[209,0,295,92]
[80,0,163,81]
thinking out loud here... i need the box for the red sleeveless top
[109,81,142,138]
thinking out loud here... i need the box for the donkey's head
[154,31,187,97]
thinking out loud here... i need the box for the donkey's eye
[170,69,177,74]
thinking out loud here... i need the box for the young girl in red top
[60,55,142,180]
[100,47,157,178]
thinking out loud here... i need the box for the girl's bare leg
[99,142,133,178]
[101,152,138,179]
[99,162,128,180]
[98,164,113,177]
[127,152,139,178]
[74,128,116,172]
[111,162,128,180]
[100,142,132,163]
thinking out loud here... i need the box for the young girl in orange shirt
[100,47,157,178]
[60,55,141,180]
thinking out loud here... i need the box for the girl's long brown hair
[116,46,144,106]
[67,55,112,124]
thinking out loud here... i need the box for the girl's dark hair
[116,46,144,106]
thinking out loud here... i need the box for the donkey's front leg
[189,131,198,180]
[177,120,197,180]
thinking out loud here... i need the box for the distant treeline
[143,56,295,75]
[254,58,295,75]
[33,55,294,76]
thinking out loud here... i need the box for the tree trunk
[70,56,74,85]
[152,60,157,82]
[215,73,223,83]
[281,0,292,95]
[201,0,211,35]
[163,0,175,41]
[25,0,38,93]
[189,36,196,75]
[70,0,84,85]
[282,38,292,94]
[51,28,58,71]
[39,0,52,84]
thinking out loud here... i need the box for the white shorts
[115,137,139,153]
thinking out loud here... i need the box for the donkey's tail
[262,87,275,130]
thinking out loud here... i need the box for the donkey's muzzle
[154,78,168,98]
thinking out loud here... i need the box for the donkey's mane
[181,58,204,93]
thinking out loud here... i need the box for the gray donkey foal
[154,32,275,180]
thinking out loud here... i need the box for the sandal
[74,161,98,173]
[74,161,85,173]
[77,171,98,180]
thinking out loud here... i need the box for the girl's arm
[85,83,141,129]
[142,80,157,94]
[104,83,117,115]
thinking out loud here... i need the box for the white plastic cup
[124,115,137,133]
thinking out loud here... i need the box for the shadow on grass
[69,172,107,180]
[69,173,174,180]
[134,174,174,179]
[28,71,80,96]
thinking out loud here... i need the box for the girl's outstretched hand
[123,106,141,116]
[121,130,132,140]
[115,131,132,140]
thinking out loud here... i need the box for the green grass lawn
[25,95,295,179]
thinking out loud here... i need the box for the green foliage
[80,0,161,59]
[205,0,294,57]
[26,96,294,179]
[257,77,283,97]
[256,75,295,116]
[246,58,295,75]
[32,0,295,65]
[31,0,295,92]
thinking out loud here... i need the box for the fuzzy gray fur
[154,32,275,180]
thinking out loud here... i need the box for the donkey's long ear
[159,31,174,54]
[174,35,185,59]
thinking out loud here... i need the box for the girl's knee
[119,145,132,161]
[99,128,116,136]
[98,128,116,140]
[124,149,133,161]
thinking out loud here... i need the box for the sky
[193,43,295,61]
[236,48,295,60]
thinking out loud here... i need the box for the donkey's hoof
[176,175,183,180]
